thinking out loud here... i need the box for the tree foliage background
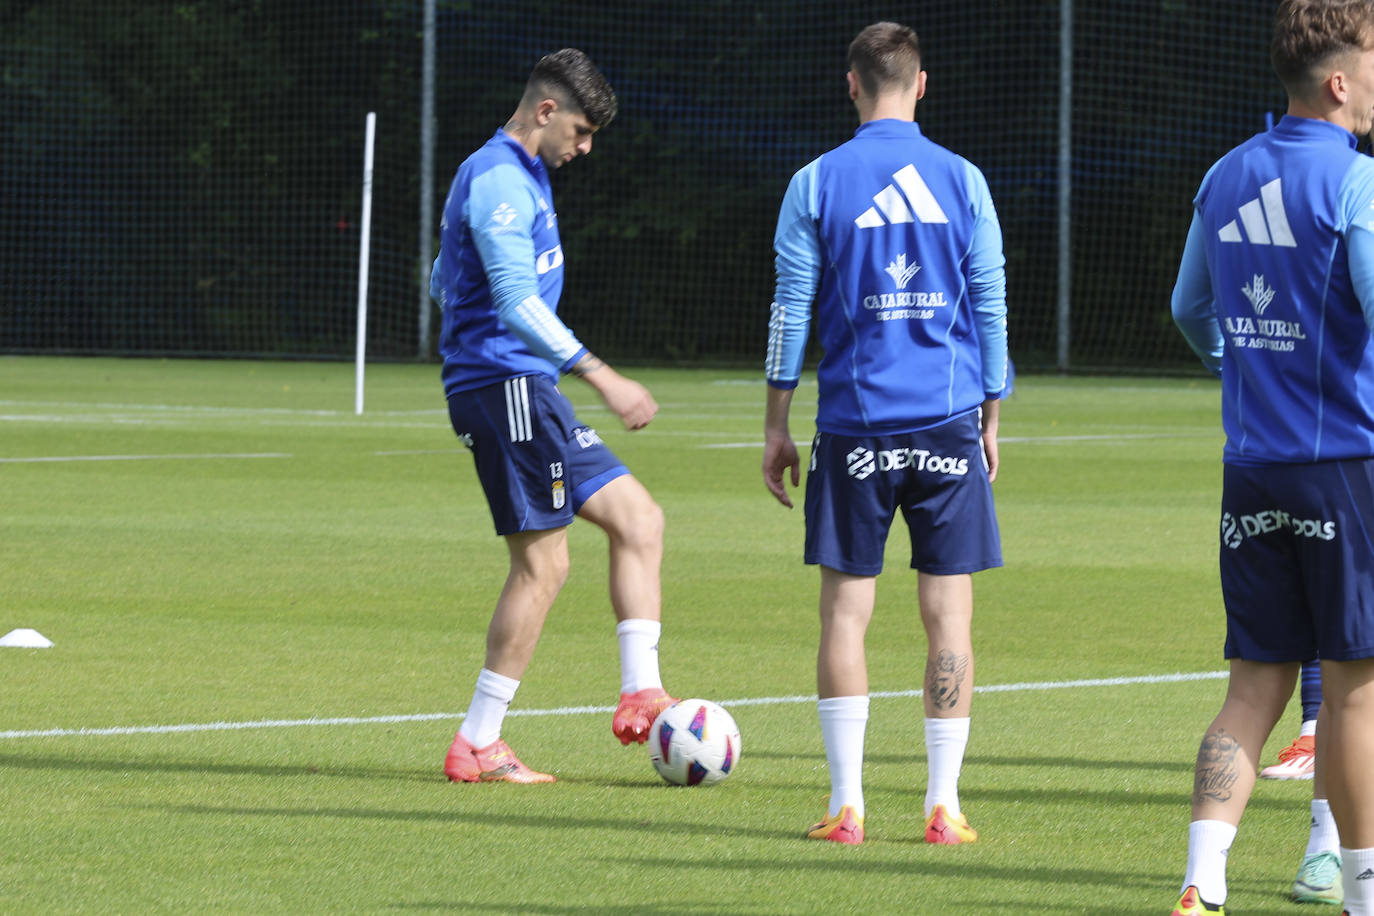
[1,0,1284,368]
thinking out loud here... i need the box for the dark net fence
[1,0,1284,370]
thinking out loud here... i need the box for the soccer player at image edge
[1167,1,1374,912]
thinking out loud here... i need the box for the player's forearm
[764,384,795,437]
[567,351,611,385]
[980,397,1000,435]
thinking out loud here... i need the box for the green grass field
[0,357,1319,914]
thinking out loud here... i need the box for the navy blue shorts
[1220,459,1374,661]
[803,412,1002,577]
[447,374,627,535]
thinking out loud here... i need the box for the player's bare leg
[577,474,675,743]
[918,572,979,843]
[1321,657,1374,913]
[577,474,663,625]
[807,567,875,842]
[1190,661,1297,825]
[483,527,569,678]
[918,572,974,719]
[444,527,567,784]
[817,567,876,698]
[1176,659,1297,903]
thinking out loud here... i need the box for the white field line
[0,400,441,418]
[0,670,1226,741]
[700,431,1217,449]
[0,452,292,464]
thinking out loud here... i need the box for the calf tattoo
[926,650,970,710]
[1194,729,1241,804]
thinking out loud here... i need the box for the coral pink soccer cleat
[444,733,555,784]
[806,805,864,845]
[1259,733,1315,780]
[612,687,677,745]
[924,804,978,845]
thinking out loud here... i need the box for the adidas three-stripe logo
[855,164,949,228]
[505,377,532,443]
[1219,178,1295,247]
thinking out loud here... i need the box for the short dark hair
[1271,0,1374,98]
[848,22,922,98]
[525,48,618,128]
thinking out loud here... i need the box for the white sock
[1343,846,1374,915]
[1305,799,1340,858]
[818,695,869,818]
[616,618,663,694]
[1300,718,1317,738]
[458,668,519,749]
[924,716,971,818]
[1182,819,1237,904]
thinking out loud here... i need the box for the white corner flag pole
[355,111,377,416]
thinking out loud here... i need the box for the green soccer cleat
[1171,885,1226,915]
[1292,851,1342,905]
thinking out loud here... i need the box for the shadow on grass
[605,854,1178,900]
[746,747,1200,774]
[145,801,791,842]
[0,751,435,783]
[384,903,786,915]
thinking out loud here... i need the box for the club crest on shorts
[550,461,565,509]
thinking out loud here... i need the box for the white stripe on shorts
[505,377,531,442]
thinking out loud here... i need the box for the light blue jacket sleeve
[965,161,1008,398]
[467,164,586,370]
[766,159,822,389]
[1170,212,1223,377]
[1341,156,1374,333]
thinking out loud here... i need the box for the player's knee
[635,498,664,548]
[610,494,663,554]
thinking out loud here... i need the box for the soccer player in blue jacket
[762,21,1008,847]
[1169,2,1374,912]
[430,49,674,784]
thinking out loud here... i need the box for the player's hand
[597,371,658,430]
[763,433,800,508]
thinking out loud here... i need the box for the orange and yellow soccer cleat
[806,805,864,845]
[612,687,678,745]
[444,733,555,784]
[924,804,978,845]
[1170,885,1226,915]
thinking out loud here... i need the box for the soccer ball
[648,698,741,786]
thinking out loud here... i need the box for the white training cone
[0,628,54,648]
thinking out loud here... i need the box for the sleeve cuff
[558,347,590,374]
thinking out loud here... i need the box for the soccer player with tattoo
[430,49,674,784]
[762,21,1008,846]
[1169,1,1374,912]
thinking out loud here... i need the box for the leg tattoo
[1194,729,1241,805]
[926,649,970,711]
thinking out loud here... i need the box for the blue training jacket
[431,130,588,397]
[767,119,1008,436]
[1171,115,1374,466]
